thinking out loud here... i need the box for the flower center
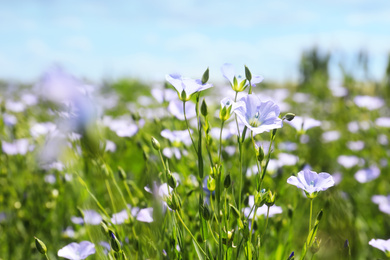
[249,111,261,127]
[310,180,314,186]
[225,100,230,106]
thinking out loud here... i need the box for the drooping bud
[224,174,231,189]
[34,237,47,255]
[151,137,160,151]
[284,113,295,121]
[201,99,208,117]
[202,67,209,84]
[109,230,121,252]
[287,251,295,260]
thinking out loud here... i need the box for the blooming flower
[221,63,264,92]
[337,155,363,169]
[161,129,193,146]
[219,97,244,121]
[234,94,282,136]
[2,139,30,155]
[71,210,102,225]
[354,95,384,110]
[57,241,95,260]
[372,195,390,214]
[354,166,380,183]
[376,117,390,128]
[286,116,321,132]
[287,169,335,198]
[165,74,212,101]
[368,239,390,256]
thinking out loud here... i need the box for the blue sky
[1,0,390,83]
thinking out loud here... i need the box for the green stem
[175,211,207,257]
[105,179,117,214]
[219,120,225,163]
[309,199,313,232]
[183,101,197,153]
[45,253,50,260]
[207,221,219,245]
[262,206,270,239]
[249,206,258,244]
[250,131,262,191]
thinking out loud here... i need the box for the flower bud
[171,193,182,211]
[167,172,177,189]
[202,204,211,221]
[201,99,208,117]
[202,67,209,84]
[34,237,47,255]
[101,221,109,236]
[284,113,295,121]
[256,145,265,163]
[180,90,187,101]
[254,189,268,208]
[265,190,276,207]
[287,251,294,260]
[219,106,228,121]
[245,65,252,82]
[109,230,121,252]
[224,174,231,189]
[151,137,160,151]
[118,166,127,180]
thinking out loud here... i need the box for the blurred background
[1,0,390,83]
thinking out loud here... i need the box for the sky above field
[1,0,390,83]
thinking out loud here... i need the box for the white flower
[369,239,390,256]
[354,166,380,183]
[287,116,321,132]
[166,74,212,101]
[167,99,196,121]
[243,195,282,220]
[57,241,95,260]
[354,95,384,110]
[372,195,390,215]
[287,169,334,198]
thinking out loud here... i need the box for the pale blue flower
[354,166,380,183]
[244,195,283,219]
[234,94,282,136]
[286,116,321,132]
[167,99,196,121]
[372,195,390,215]
[166,74,212,101]
[57,241,95,260]
[287,169,334,198]
[369,239,390,256]
[161,129,193,146]
[354,95,384,110]
[71,210,102,225]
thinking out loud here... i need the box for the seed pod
[202,67,209,84]
[245,65,252,82]
[224,174,231,189]
[201,99,208,117]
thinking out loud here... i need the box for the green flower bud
[219,106,227,121]
[224,174,231,189]
[284,113,295,121]
[101,221,109,236]
[34,237,47,255]
[151,137,160,151]
[245,65,252,82]
[118,166,127,180]
[167,172,177,189]
[256,145,265,163]
[265,190,276,207]
[180,90,187,101]
[201,99,208,117]
[109,230,121,252]
[202,204,211,221]
[207,176,216,191]
[202,67,209,84]
[254,189,268,208]
[171,193,182,211]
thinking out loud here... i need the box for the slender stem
[262,206,270,238]
[45,254,50,260]
[158,150,171,196]
[245,204,255,223]
[218,120,225,163]
[249,206,258,244]
[105,179,117,214]
[309,199,313,232]
[175,211,207,256]
[207,221,219,245]
[251,131,262,191]
[183,101,197,153]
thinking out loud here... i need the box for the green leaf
[193,240,205,260]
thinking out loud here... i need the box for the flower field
[1,56,390,259]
